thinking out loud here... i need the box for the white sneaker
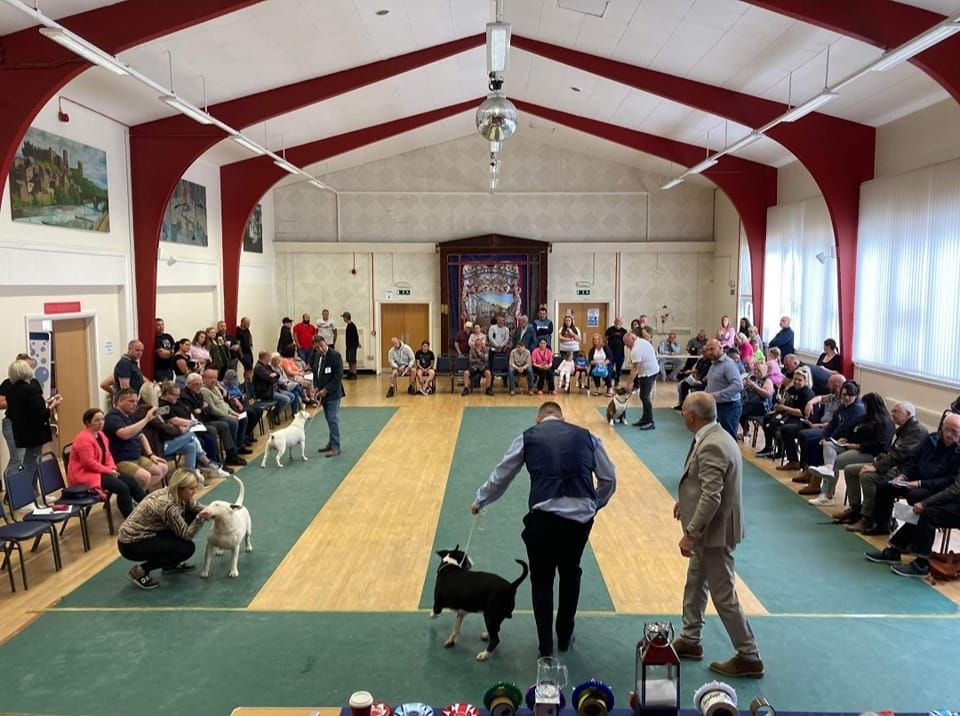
[809,494,835,506]
[214,467,231,478]
[810,465,834,477]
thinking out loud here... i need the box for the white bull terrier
[260,409,312,468]
[198,476,252,579]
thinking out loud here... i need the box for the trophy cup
[531,657,568,716]
[630,622,680,716]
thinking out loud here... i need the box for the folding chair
[1,469,64,580]
[39,450,111,544]
[243,381,277,434]
[491,353,510,391]
[453,355,469,393]
[0,495,55,591]
[435,354,452,393]
[62,443,117,535]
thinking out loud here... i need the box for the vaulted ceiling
[3,0,957,180]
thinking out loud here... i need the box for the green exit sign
[576,288,591,296]
[396,288,412,296]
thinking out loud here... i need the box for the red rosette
[371,702,393,716]
[441,704,480,716]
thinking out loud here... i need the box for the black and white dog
[430,546,529,661]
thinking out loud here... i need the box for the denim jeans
[163,432,199,469]
[508,367,535,391]
[323,398,341,450]
[1,416,25,473]
[716,401,742,441]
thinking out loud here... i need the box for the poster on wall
[459,262,522,330]
[161,178,208,246]
[8,127,110,232]
[243,204,263,253]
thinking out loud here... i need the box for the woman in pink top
[736,332,754,364]
[531,338,556,395]
[189,330,211,372]
[716,315,735,348]
[765,346,785,386]
[67,408,145,517]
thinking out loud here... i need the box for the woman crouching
[117,468,208,590]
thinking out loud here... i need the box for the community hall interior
[1,1,960,715]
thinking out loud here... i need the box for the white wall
[237,190,278,358]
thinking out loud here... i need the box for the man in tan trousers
[672,392,764,678]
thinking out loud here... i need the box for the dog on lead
[605,387,631,426]
[198,475,252,579]
[260,409,312,468]
[430,546,529,661]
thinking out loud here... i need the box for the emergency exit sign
[576,288,591,296]
[396,288,411,296]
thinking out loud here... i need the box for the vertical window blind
[762,198,839,355]
[855,159,960,384]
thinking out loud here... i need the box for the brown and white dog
[198,476,252,579]
[430,546,528,661]
[605,387,631,425]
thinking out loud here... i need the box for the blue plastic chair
[0,476,61,591]
[3,466,70,571]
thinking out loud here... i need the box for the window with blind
[762,198,840,356]
[855,159,960,385]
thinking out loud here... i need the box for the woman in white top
[558,315,582,354]
[189,330,211,372]
[587,333,613,397]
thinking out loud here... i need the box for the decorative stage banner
[9,127,110,232]
[459,261,522,330]
[161,178,208,246]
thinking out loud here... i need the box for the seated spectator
[463,335,494,397]
[587,333,613,397]
[866,414,960,536]
[574,352,589,391]
[683,329,709,373]
[757,370,814,462]
[222,369,262,445]
[796,381,865,495]
[531,338,556,395]
[807,392,895,506]
[279,344,316,404]
[182,373,246,467]
[674,355,711,410]
[658,332,682,381]
[189,330,211,373]
[783,353,831,395]
[172,339,196,387]
[386,337,416,398]
[555,352,575,392]
[156,382,229,480]
[735,332,754,365]
[835,401,929,532]
[103,389,167,492]
[817,338,841,373]
[271,353,309,409]
[765,347,784,386]
[253,351,294,419]
[507,342,535,396]
[117,468,208,590]
[750,335,765,364]
[69,408,146,518]
[864,454,960,578]
[767,315,795,357]
[739,360,775,435]
[199,369,253,455]
[414,340,436,395]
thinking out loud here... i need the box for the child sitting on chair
[574,351,589,390]
[555,352,575,392]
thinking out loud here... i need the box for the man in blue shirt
[471,402,617,657]
[767,316,795,358]
[532,307,554,349]
[703,339,744,440]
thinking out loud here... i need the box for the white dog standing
[260,409,312,468]
[198,476,252,579]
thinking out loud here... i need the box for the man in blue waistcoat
[471,402,617,657]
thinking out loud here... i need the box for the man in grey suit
[672,392,763,678]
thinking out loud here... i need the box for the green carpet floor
[419,407,613,612]
[57,407,395,608]
[2,610,958,715]
[605,407,958,615]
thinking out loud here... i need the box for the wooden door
[557,303,607,355]
[51,318,92,439]
[380,303,430,369]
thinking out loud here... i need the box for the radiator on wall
[354,327,368,370]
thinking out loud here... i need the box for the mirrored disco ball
[476,93,518,142]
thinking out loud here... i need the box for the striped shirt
[117,489,206,544]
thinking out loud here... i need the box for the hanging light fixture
[477,0,517,144]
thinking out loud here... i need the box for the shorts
[239,354,253,370]
[346,347,358,363]
[469,366,488,379]
[117,456,154,478]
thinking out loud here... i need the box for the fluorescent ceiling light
[159,95,214,125]
[781,90,839,122]
[486,22,511,74]
[38,27,128,75]
[231,134,266,155]
[871,22,960,72]
[273,159,300,175]
[687,158,718,175]
[660,177,685,190]
[308,178,327,190]
[726,132,762,153]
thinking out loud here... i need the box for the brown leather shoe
[709,654,764,678]
[798,484,820,495]
[833,507,855,521]
[845,518,868,532]
[791,473,810,483]
[777,461,801,471]
[671,638,703,661]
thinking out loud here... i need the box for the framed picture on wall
[161,178,208,246]
[243,204,263,253]
[9,127,110,232]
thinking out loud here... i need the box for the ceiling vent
[557,0,609,17]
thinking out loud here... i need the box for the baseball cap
[282,317,293,324]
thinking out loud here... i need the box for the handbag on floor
[928,551,960,581]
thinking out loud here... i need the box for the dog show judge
[471,401,616,657]
[311,334,344,457]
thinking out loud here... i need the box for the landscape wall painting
[9,127,110,232]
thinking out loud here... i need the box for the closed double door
[380,303,430,369]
